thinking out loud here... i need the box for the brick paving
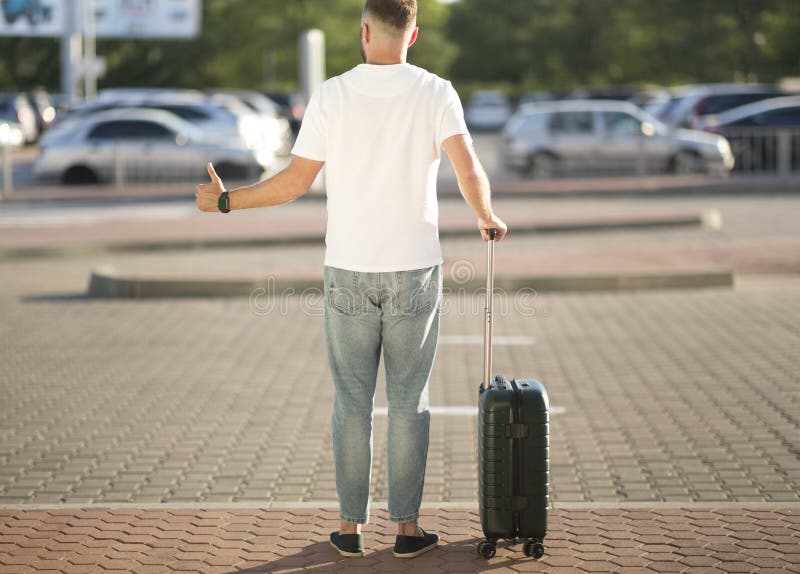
[0,504,798,573]
[1,262,798,504]
[2,180,800,572]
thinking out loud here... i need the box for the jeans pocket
[325,266,363,315]
[395,266,440,315]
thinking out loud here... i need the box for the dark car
[25,88,56,134]
[2,0,52,26]
[705,96,800,173]
[664,84,789,129]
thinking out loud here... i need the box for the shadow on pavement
[224,537,527,573]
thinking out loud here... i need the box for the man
[196,0,507,560]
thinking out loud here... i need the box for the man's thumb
[207,162,220,183]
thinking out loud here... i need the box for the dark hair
[364,0,417,33]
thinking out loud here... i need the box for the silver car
[43,93,277,168]
[34,108,271,184]
[465,90,512,131]
[501,100,734,177]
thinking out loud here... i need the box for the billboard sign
[93,0,200,39]
[0,0,200,38]
[0,0,65,36]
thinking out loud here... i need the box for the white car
[502,100,734,177]
[34,108,271,184]
[212,90,292,155]
[0,120,25,147]
[42,94,277,167]
[210,91,291,156]
[465,90,512,131]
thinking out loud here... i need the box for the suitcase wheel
[476,540,496,559]
[523,538,545,559]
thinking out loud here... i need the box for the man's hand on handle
[478,213,507,241]
[196,162,225,212]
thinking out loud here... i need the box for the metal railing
[719,127,800,175]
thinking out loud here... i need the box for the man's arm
[196,155,324,212]
[442,134,507,240]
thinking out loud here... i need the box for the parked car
[43,93,275,163]
[34,108,271,184]
[210,91,291,155]
[0,120,24,147]
[659,84,789,129]
[464,90,512,131]
[501,100,734,177]
[0,92,38,143]
[25,88,56,134]
[702,96,800,173]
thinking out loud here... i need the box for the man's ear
[362,22,370,43]
[408,26,419,48]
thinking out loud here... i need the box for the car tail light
[291,103,305,120]
[688,98,708,129]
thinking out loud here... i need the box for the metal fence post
[114,140,125,189]
[1,144,11,199]
[776,130,791,176]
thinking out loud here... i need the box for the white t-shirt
[290,62,471,272]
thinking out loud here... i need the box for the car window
[88,120,175,140]
[549,111,594,134]
[133,121,176,139]
[757,107,800,126]
[603,111,642,135]
[148,105,209,121]
[701,93,784,115]
[505,113,546,136]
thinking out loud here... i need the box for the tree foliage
[0,0,798,94]
[447,0,800,92]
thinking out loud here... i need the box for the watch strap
[218,191,230,213]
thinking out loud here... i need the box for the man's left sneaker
[329,531,365,557]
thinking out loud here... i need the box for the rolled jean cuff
[389,512,420,523]
[340,513,369,524]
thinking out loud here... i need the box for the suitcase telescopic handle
[483,228,498,390]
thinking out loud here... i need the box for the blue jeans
[323,263,442,524]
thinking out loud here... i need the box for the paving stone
[0,506,797,573]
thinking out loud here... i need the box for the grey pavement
[1,241,798,504]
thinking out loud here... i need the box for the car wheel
[62,166,99,185]
[670,150,701,174]
[527,153,558,179]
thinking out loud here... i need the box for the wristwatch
[218,191,231,213]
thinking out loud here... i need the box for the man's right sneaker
[393,527,439,558]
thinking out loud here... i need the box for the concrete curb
[1,209,718,261]
[87,265,735,298]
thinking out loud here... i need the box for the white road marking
[373,405,565,416]
[439,335,536,345]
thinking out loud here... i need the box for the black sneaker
[329,531,364,557]
[393,527,439,558]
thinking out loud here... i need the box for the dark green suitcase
[476,229,550,559]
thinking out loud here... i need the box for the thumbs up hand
[196,162,226,212]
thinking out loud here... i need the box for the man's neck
[365,54,406,65]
